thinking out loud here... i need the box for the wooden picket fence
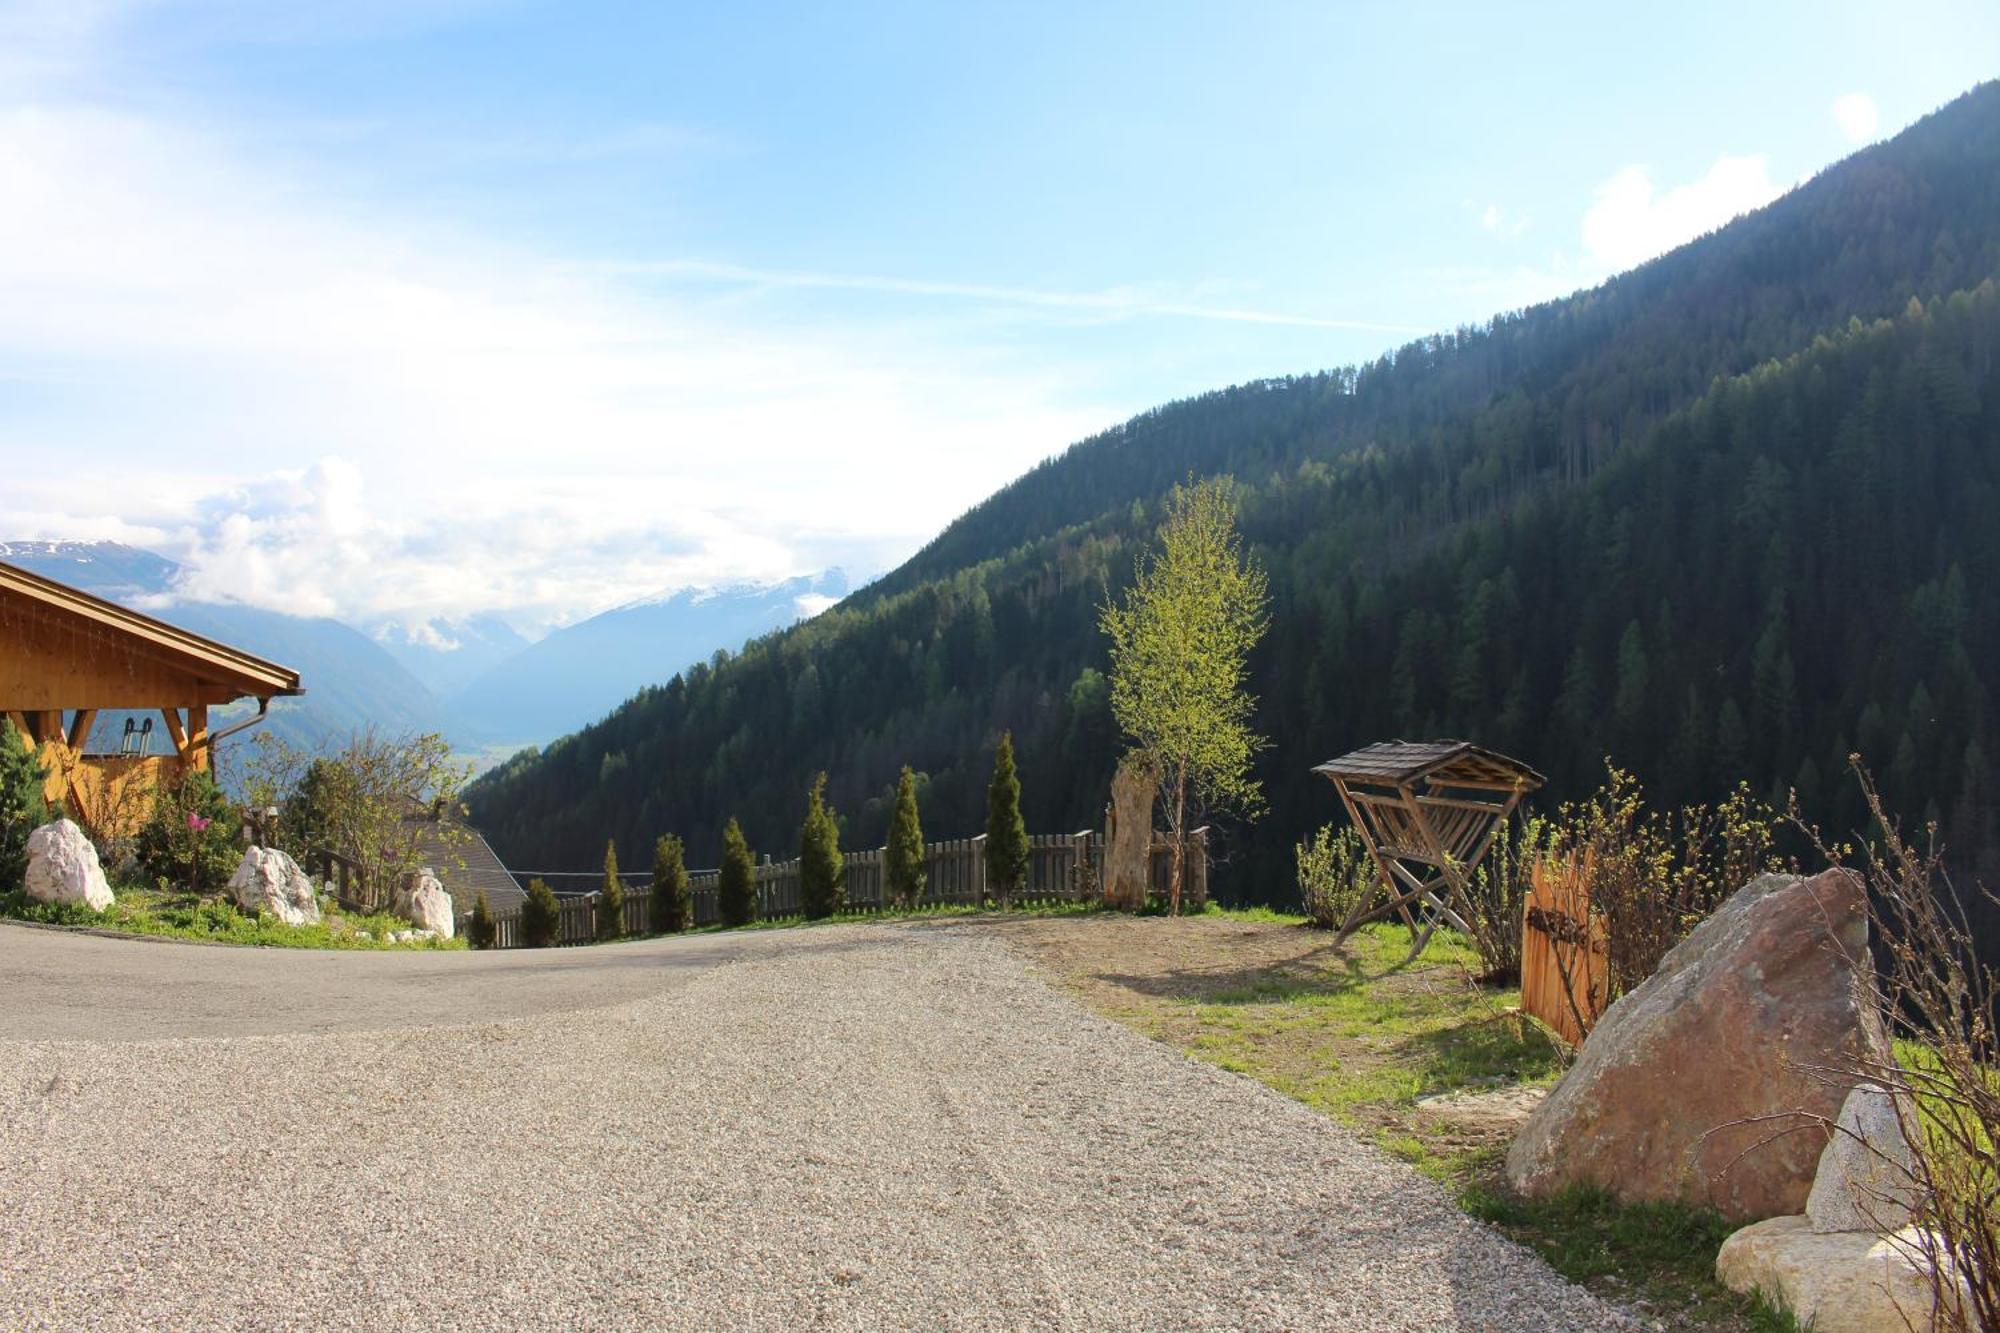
[477,827,1207,949]
[1519,852,1608,1046]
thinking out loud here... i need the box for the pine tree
[1714,697,1750,790]
[596,840,625,941]
[522,878,561,948]
[984,731,1028,909]
[886,765,926,909]
[718,817,757,927]
[0,719,48,891]
[467,890,496,949]
[651,833,691,933]
[799,772,845,920]
[1613,619,1650,746]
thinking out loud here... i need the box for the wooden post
[186,704,209,771]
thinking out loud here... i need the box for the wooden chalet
[0,560,302,834]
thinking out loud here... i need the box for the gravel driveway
[0,920,1623,1330]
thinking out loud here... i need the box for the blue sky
[1,0,1995,637]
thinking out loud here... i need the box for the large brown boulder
[1505,868,1886,1220]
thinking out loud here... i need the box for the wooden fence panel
[1519,855,1608,1046]
[470,826,1201,947]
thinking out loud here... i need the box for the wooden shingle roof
[1313,739,1544,790]
[403,808,525,915]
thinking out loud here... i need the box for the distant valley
[0,541,847,769]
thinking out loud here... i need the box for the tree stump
[1105,759,1155,911]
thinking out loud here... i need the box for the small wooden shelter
[0,560,302,834]
[1312,739,1543,955]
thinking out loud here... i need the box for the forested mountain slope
[470,84,2000,899]
[870,81,2000,599]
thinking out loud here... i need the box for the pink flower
[186,812,211,832]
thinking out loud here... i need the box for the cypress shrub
[467,890,497,949]
[0,719,48,891]
[522,877,561,947]
[596,840,625,941]
[985,731,1029,908]
[718,817,757,927]
[886,765,925,909]
[651,833,691,933]
[799,772,845,920]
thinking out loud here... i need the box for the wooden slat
[1520,854,1608,1046]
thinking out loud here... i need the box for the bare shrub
[1462,813,1554,985]
[1797,763,1995,1331]
[1554,765,1784,997]
[1296,823,1373,929]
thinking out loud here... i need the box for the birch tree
[1100,477,1269,914]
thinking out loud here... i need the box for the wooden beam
[66,709,97,751]
[5,711,33,751]
[186,704,209,771]
[160,708,188,755]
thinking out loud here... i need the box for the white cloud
[1480,203,1501,232]
[1579,153,1781,272]
[607,259,1426,335]
[0,99,1115,632]
[1832,92,1880,145]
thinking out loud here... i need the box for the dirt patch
[986,911,1349,1002]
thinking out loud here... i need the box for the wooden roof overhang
[0,560,303,712]
[1313,740,1543,957]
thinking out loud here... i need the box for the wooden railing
[311,847,389,915]
[473,827,1207,948]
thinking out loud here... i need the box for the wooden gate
[1519,853,1608,1046]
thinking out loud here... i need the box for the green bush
[799,772,844,920]
[718,817,757,927]
[596,840,625,941]
[467,890,496,949]
[0,720,49,891]
[886,766,925,908]
[651,833,691,932]
[135,769,241,893]
[521,877,561,947]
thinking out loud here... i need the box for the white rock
[23,819,114,911]
[391,869,455,940]
[1807,1082,1925,1233]
[355,930,372,941]
[1718,1214,1962,1332]
[226,846,322,927]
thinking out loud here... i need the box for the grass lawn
[0,883,465,950]
[988,909,1794,1332]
